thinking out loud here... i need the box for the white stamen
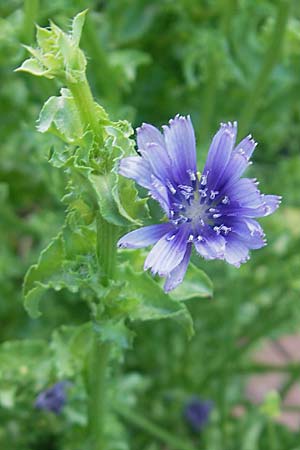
[167,234,176,241]
[187,169,196,181]
[210,190,219,200]
[173,202,185,210]
[166,180,176,194]
[222,196,229,204]
[179,184,193,192]
[213,226,221,235]
[201,174,208,185]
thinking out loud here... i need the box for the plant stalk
[69,73,118,449]
[87,338,110,450]
[68,75,103,145]
[96,213,119,284]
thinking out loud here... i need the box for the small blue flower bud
[184,397,213,432]
[35,381,69,414]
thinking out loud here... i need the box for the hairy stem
[116,404,197,450]
[96,213,119,284]
[87,338,110,450]
[69,72,118,448]
[239,0,289,136]
[68,74,103,145]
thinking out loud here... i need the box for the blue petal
[226,178,263,209]
[119,156,152,189]
[150,176,171,214]
[163,115,197,185]
[164,244,192,292]
[144,223,191,276]
[234,134,257,160]
[194,226,226,260]
[262,195,282,216]
[230,218,266,249]
[140,142,172,182]
[118,223,174,249]
[119,155,171,213]
[137,123,166,150]
[222,179,280,218]
[218,134,257,191]
[218,150,250,193]
[203,122,237,190]
[224,235,250,267]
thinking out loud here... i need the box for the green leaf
[71,10,88,46]
[119,264,194,338]
[51,323,93,377]
[23,232,65,318]
[89,173,129,226]
[94,319,134,349]
[36,25,52,49]
[37,88,84,143]
[15,58,50,77]
[88,123,149,227]
[113,176,150,225]
[168,262,213,302]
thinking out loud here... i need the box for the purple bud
[184,397,213,432]
[35,381,69,414]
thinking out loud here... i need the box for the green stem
[96,213,119,284]
[22,0,39,44]
[69,73,117,448]
[87,338,110,450]
[116,404,197,450]
[239,0,289,136]
[68,75,103,145]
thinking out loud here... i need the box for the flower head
[118,115,281,292]
[35,381,68,414]
[184,397,213,432]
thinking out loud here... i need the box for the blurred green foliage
[1,0,300,449]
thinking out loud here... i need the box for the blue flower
[184,397,213,432]
[118,116,281,292]
[35,381,68,414]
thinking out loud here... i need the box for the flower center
[167,171,232,240]
[185,195,208,224]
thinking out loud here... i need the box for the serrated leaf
[15,58,50,77]
[114,176,150,225]
[119,264,194,338]
[23,233,65,317]
[89,173,130,226]
[168,262,213,302]
[37,88,83,143]
[94,319,134,349]
[36,25,52,49]
[71,10,88,46]
[51,323,93,377]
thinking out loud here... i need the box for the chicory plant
[17,10,280,450]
